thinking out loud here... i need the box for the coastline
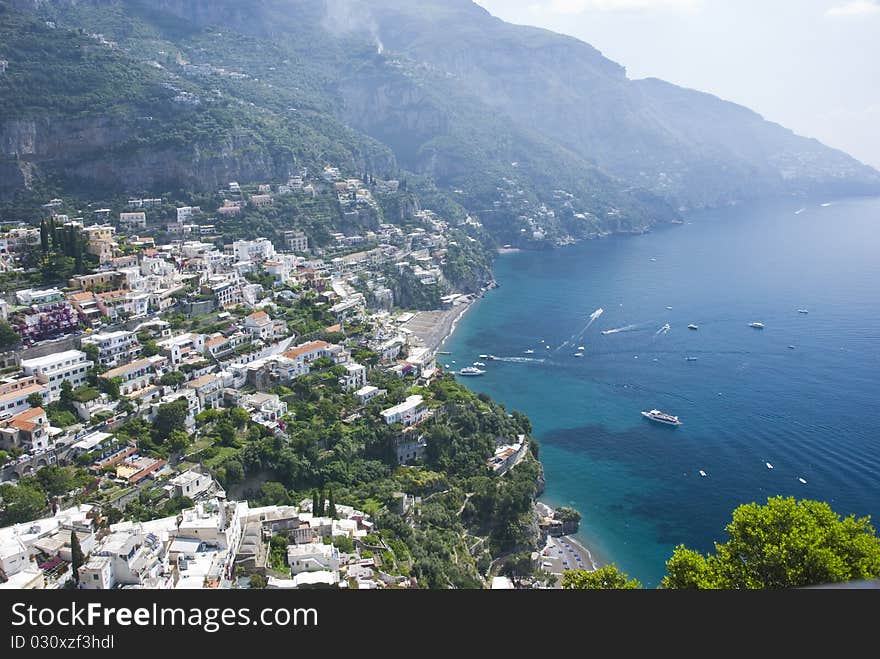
[401,294,480,355]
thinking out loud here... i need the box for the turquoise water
[443,196,880,587]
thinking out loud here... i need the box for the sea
[442,196,880,587]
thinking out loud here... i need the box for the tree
[561,565,642,590]
[328,487,337,519]
[228,407,249,430]
[26,392,45,409]
[260,482,290,506]
[319,489,327,517]
[58,380,75,411]
[0,321,20,350]
[159,371,185,388]
[141,340,161,357]
[312,489,321,516]
[98,376,121,400]
[81,343,100,366]
[70,530,85,587]
[661,497,880,589]
[249,573,267,589]
[0,483,47,525]
[167,430,189,454]
[153,398,189,441]
[39,219,49,254]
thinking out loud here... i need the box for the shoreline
[437,295,478,352]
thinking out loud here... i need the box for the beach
[401,295,477,354]
[540,534,602,587]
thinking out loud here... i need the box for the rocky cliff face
[0,117,289,198]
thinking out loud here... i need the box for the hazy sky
[474,0,880,169]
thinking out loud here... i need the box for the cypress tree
[70,530,85,587]
[328,487,337,519]
[39,219,49,254]
[312,489,321,515]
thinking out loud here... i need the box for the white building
[354,385,385,405]
[287,542,339,575]
[0,377,51,418]
[119,212,147,230]
[244,311,286,342]
[232,238,276,264]
[380,395,426,427]
[157,333,206,365]
[168,470,214,500]
[339,363,367,393]
[81,330,140,367]
[20,350,92,402]
[405,348,437,380]
[283,230,309,253]
[176,206,201,223]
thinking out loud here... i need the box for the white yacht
[458,367,486,376]
[641,409,682,426]
[749,322,765,329]
[688,324,699,330]
[699,470,707,478]
[797,309,809,314]
[473,362,486,367]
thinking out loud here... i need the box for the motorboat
[641,409,682,426]
[458,367,486,376]
[749,322,765,329]
[688,324,699,330]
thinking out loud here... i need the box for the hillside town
[0,166,567,590]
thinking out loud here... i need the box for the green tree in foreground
[0,321,21,350]
[661,497,880,589]
[70,530,85,586]
[328,487,337,519]
[562,564,642,590]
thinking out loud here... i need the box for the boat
[574,352,584,358]
[685,357,698,362]
[699,470,707,478]
[688,324,699,330]
[479,354,489,359]
[577,346,585,351]
[798,477,807,484]
[797,309,809,314]
[437,351,451,355]
[788,345,796,350]
[458,367,486,376]
[749,322,765,329]
[766,462,774,470]
[666,306,673,310]
[486,355,499,361]
[473,362,486,367]
[641,409,682,426]
[524,349,535,354]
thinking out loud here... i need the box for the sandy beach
[401,295,477,354]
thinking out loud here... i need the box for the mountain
[1,0,878,244]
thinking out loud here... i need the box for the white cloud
[529,0,700,13]
[826,1,880,16]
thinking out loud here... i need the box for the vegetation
[562,565,643,590]
[660,497,880,589]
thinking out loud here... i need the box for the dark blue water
[443,197,880,587]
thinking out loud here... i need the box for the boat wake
[601,323,641,336]
[795,208,806,215]
[655,323,671,336]
[558,308,604,352]
[493,356,546,364]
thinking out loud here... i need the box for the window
[93,574,98,581]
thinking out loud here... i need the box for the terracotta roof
[102,358,152,379]
[69,292,97,302]
[97,289,127,300]
[283,341,330,360]
[187,374,218,388]
[325,324,342,333]
[0,384,46,405]
[247,311,269,321]
[205,336,228,348]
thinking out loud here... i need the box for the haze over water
[444,196,880,587]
